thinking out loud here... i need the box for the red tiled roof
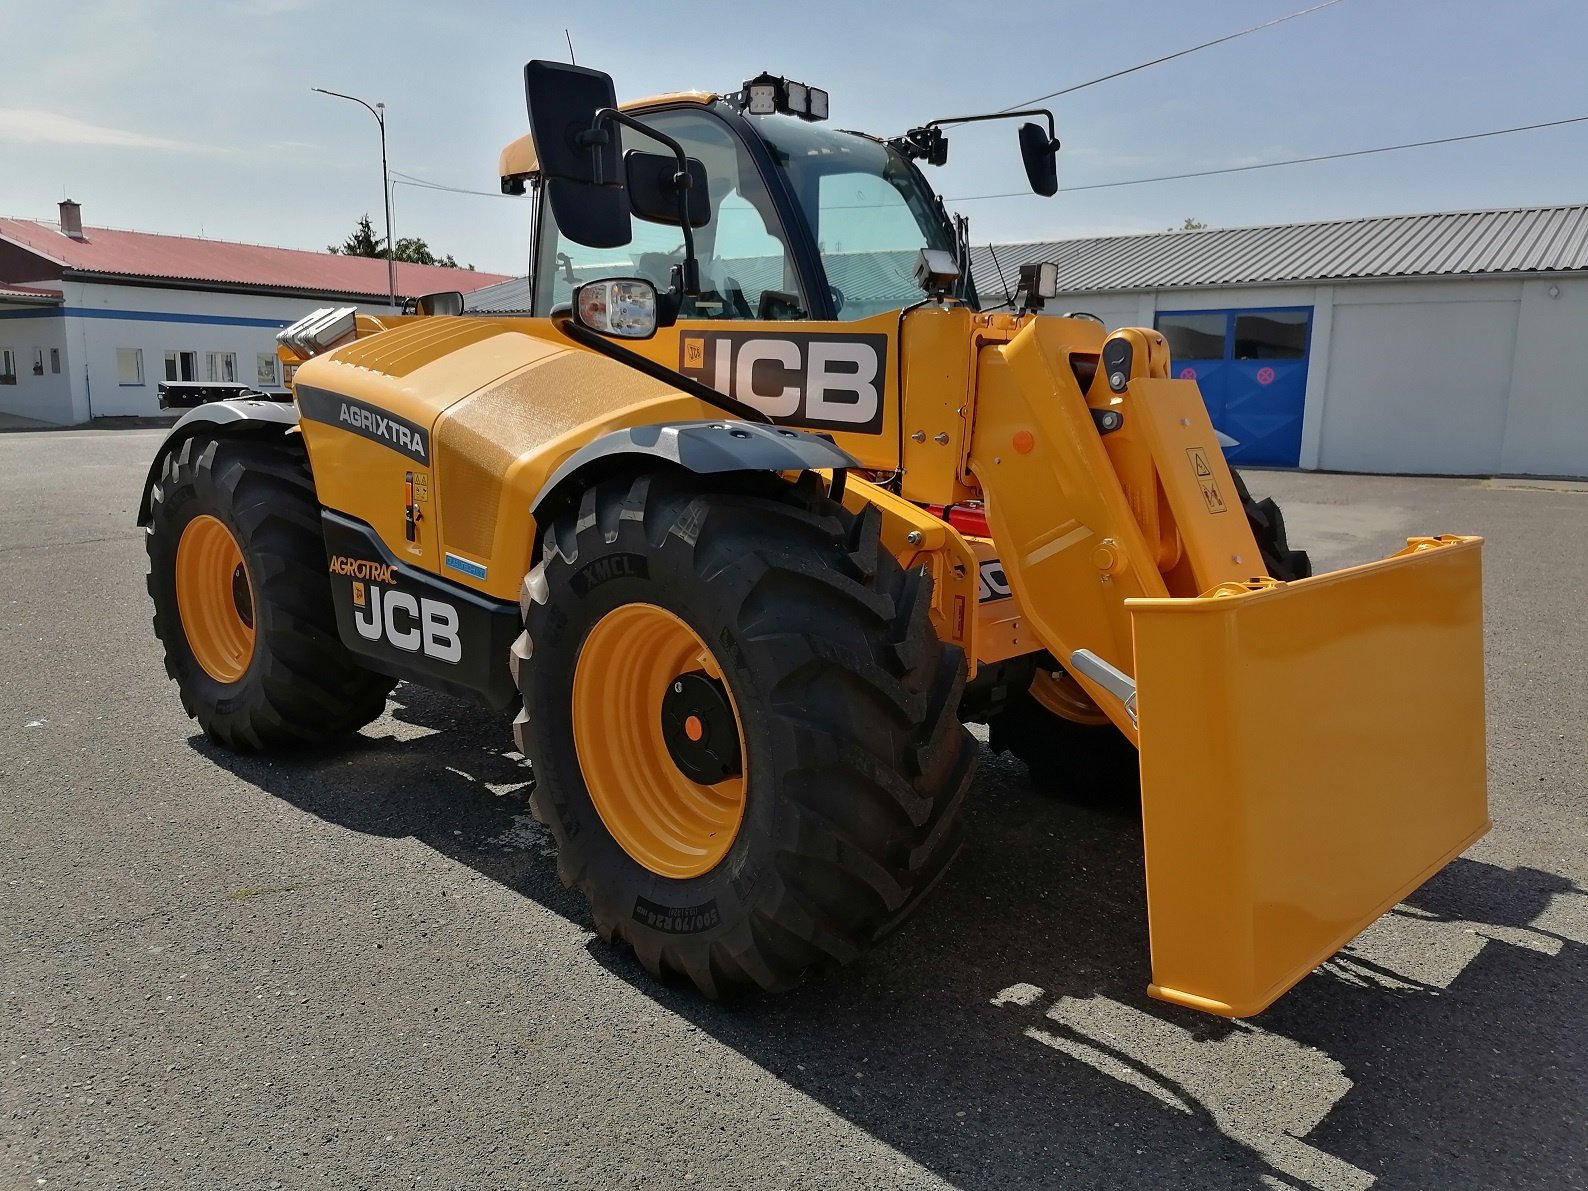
[0,283,62,302]
[0,218,512,300]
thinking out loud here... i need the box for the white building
[969,204,1588,479]
[0,201,510,425]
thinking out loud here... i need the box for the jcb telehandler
[139,61,1488,1017]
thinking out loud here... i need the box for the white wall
[69,281,334,418]
[1500,277,1588,476]
[1319,278,1520,474]
[0,309,78,423]
[1047,274,1588,478]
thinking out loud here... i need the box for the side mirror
[625,151,710,227]
[414,290,465,317]
[1019,122,1060,197]
[524,59,630,248]
[571,278,677,340]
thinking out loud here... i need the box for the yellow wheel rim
[175,514,256,684]
[1029,666,1111,726]
[573,603,748,879]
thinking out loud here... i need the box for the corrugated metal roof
[0,218,512,300]
[967,204,1588,294]
[466,275,532,313]
[0,283,62,303]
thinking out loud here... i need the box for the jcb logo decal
[352,583,462,664]
[978,560,1011,604]
[679,331,887,434]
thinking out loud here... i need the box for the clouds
[0,109,209,152]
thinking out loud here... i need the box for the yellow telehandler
[139,61,1488,1017]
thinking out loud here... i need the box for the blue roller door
[1155,306,1312,467]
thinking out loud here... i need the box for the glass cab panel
[533,108,807,320]
[753,115,959,322]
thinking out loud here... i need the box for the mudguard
[135,399,299,526]
[530,420,859,517]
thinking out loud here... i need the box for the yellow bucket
[1128,535,1489,1017]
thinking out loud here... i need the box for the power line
[998,0,1348,112]
[948,114,1588,202]
[392,171,515,199]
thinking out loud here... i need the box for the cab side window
[535,109,806,320]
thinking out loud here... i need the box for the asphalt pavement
[2,428,1584,1190]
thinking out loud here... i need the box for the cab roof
[498,91,718,190]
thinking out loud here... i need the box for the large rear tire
[513,470,975,996]
[988,467,1309,795]
[146,433,394,750]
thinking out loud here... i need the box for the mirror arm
[898,108,1061,164]
[924,108,1056,141]
[585,107,703,295]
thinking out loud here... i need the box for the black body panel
[321,512,520,711]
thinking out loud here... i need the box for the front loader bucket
[1129,535,1488,1017]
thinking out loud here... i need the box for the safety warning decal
[1186,447,1229,514]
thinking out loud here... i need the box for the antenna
[564,29,576,64]
[987,242,1014,311]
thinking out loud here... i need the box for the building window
[206,351,237,383]
[32,348,45,376]
[1157,312,1229,359]
[0,349,15,384]
[117,348,144,386]
[256,352,280,387]
[165,351,198,382]
[49,348,61,374]
[1233,310,1310,360]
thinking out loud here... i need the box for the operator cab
[502,68,1057,327]
[518,100,961,323]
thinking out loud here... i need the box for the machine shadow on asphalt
[196,682,1587,1191]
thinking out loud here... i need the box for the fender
[135,399,300,526]
[530,418,859,520]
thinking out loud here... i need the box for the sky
[4,0,1588,278]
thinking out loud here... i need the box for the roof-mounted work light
[736,73,828,121]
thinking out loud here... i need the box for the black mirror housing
[1019,122,1059,197]
[524,59,632,249]
[625,151,710,227]
[524,60,618,183]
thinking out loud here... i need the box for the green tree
[328,216,472,269]
[1169,217,1209,232]
[329,214,384,257]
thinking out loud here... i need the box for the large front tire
[146,433,393,750]
[513,470,975,996]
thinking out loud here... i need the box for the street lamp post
[312,87,399,311]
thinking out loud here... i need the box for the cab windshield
[751,114,960,321]
[532,107,960,322]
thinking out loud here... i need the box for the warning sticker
[1186,447,1228,514]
